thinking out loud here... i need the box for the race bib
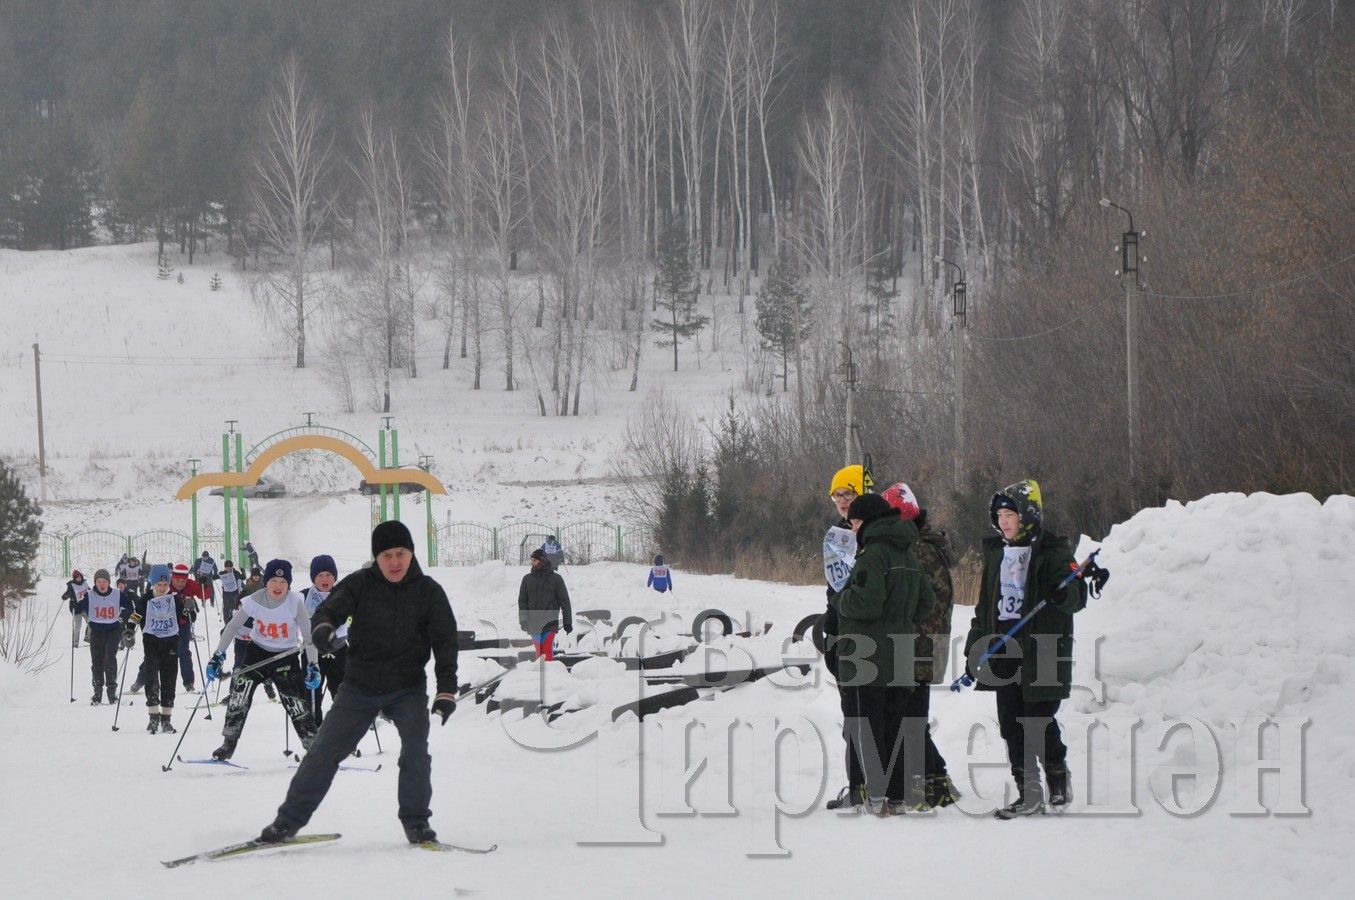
[88,589,122,625]
[998,546,1031,622]
[823,525,857,593]
[244,590,302,652]
[145,595,179,638]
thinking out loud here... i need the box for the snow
[2,246,1354,896]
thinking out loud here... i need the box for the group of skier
[820,464,1095,819]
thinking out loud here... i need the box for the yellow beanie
[828,464,864,497]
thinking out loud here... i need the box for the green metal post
[616,525,623,560]
[491,527,499,561]
[391,428,401,521]
[62,535,70,576]
[234,433,246,561]
[222,432,232,567]
[378,429,389,523]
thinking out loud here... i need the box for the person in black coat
[518,548,572,660]
[259,520,459,847]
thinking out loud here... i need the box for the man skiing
[256,520,459,846]
[62,570,90,648]
[127,565,186,734]
[964,479,1086,818]
[518,548,572,660]
[206,559,319,761]
[74,568,133,704]
[646,555,673,593]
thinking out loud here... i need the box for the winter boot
[403,823,438,845]
[184,681,196,692]
[825,785,865,811]
[882,775,932,816]
[263,682,278,702]
[259,821,298,844]
[146,707,160,735]
[159,713,176,734]
[106,686,118,705]
[1045,763,1072,812]
[211,738,237,761]
[129,679,144,694]
[926,773,962,809]
[91,692,103,706]
[995,771,1044,819]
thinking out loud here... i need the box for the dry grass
[951,550,982,607]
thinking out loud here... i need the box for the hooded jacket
[311,557,459,696]
[829,511,936,688]
[518,559,572,635]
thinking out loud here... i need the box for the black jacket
[518,561,572,634]
[311,558,459,696]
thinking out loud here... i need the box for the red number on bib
[95,605,116,619]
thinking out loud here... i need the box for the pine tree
[862,247,898,361]
[176,271,185,284]
[651,223,709,372]
[209,273,222,291]
[157,254,174,280]
[0,460,41,618]
[754,257,811,392]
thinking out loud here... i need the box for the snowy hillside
[2,491,1352,897]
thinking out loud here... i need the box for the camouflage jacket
[912,513,954,684]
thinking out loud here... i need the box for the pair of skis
[162,833,497,868]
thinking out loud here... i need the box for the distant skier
[519,548,572,661]
[218,560,243,622]
[169,563,205,691]
[256,520,459,846]
[192,551,219,606]
[243,541,260,572]
[123,556,145,596]
[301,554,345,725]
[62,570,90,648]
[964,479,1086,818]
[206,559,319,761]
[126,565,185,734]
[74,568,133,705]
[646,555,674,593]
[540,534,564,568]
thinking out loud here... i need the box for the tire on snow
[792,613,825,654]
[691,609,734,643]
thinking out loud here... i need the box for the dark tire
[792,613,825,654]
[691,609,734,643]
[612,616,650,641]
[577,609,611,623]
[611,687,700,722]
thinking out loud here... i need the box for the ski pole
[40,598,65,649]
[951,549,1106,692]
[111,641,134,731]
[190,637,212,721]
[216,648,299,682]
[69,623,77,703]
[371,721,383,754]
[161,691,208,772]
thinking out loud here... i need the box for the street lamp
[1100,197,1142,509]
[934,255,967,492]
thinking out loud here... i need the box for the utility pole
[188,459,201,558]
[937,257,967,493]
[839,342,858,466]
[32,343,47,502]
[1101,198,1142,509]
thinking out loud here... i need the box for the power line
[42,356,292,368]
[967,307,1100,343]
[1141,250,1355,301]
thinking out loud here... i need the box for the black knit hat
[846,492,894,525]
[372,520,416,558]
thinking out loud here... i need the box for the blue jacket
[647,565,673,593]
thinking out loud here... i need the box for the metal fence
[38,528,227,579]
[433,521,655,567]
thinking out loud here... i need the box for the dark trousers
[177,624,196,686]
[843,685,923,802]
[994,682,1065,777]
[308,647,348,725]
[276,684,431,830]
[221,645,317,745]
[143,634,178,709]
[221,591,241,621]
[903,682,949,779]
[88,629,119,694]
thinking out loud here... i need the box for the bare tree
[251,56,332,368]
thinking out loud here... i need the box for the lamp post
[1100,197,1141,509]
[936,256,966,493]
[188,458,201,559]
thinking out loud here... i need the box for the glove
[69,600,77,613]
[121,627,136,650]
[312,623,335,656]
[431,694,456,725]
[304,663,322,691]
[205,651,226,683]
[129,612,142,625]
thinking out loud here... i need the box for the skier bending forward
[258,521,460,846]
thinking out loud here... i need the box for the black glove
[312,624,335,656]
[121,627,137,650]
[431,695,456,725]
[69,600,77,613]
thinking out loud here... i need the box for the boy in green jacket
[830,492,935,815]
[964,479,1086,818]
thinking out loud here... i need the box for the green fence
[37,528,225,579]
[433,521,654,567]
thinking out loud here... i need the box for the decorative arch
[175,434,445,499]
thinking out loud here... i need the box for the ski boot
[881,775,932,816]
[211,738,238,761]
[263,682,278,702]
[91,692,103,706]
[825,784,865,811]
[159,713,177,734]
[1045,763,1072,813]
[146,708,160,734]
[106,686,118,705]
[926,773,962,808]
[404,823,438,845]
[259,820,298,844]
[184,681,196,693]
[994,771,1044,819]
[129,679,144,695]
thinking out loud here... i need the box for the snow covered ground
[3,491,1354,898]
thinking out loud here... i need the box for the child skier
[127,565,186,734]
[192,551,219,606]
[963,479,1086,818]
[301,554,345,725]
[62,570,90,648]
[75,568,134,704]
[646,555,674,593]
[205,559,319,761]
[218,559,243,620]
[169,563,205,691]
